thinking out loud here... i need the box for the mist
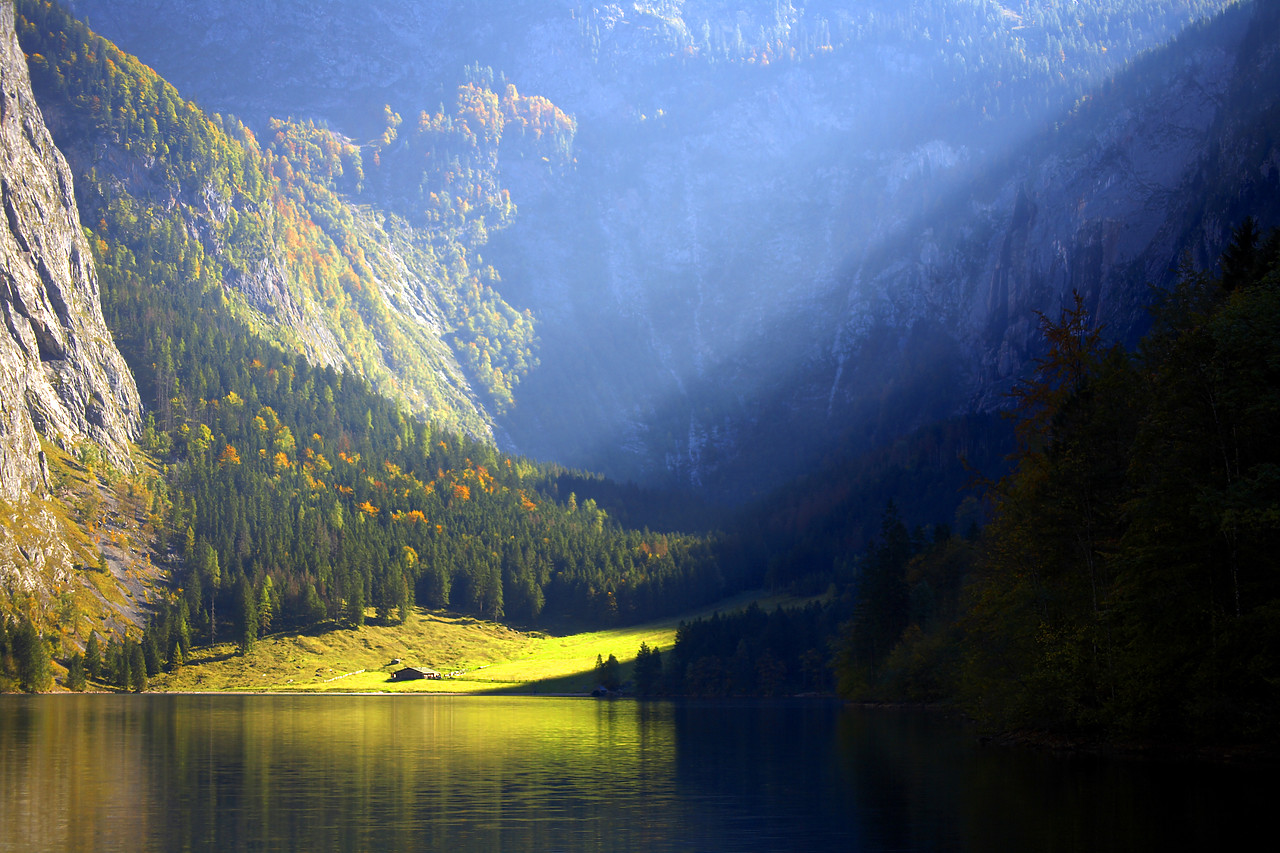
[68,0,1241,496]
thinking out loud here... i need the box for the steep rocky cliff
[0,0,140,500]
[823,1,1280,415]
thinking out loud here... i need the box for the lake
[0,695,1267,852]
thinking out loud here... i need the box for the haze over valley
[62,0,1265,495]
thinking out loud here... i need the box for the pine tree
[128,640,147,692]
[0,617,11,688]
[594,653,622,691]
[198,541,221,644]
[66,653,87,691]
[302,583,327,626]
[12,617,52,693]
[960,292,1131,732]
[256,576,276,635]
[396,571,412,625]
[143,628,162,677]
[634,642,664,696]
[84,631,101,680]
[236,576,259,654]
[344,571,366,627]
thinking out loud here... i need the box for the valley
[0,0,1277,755]
[66,0,1249,494]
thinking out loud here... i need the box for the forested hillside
[2,0,727,692]
[16,0,571,438]
[651,226,1279,745]
[951,227,1280,741]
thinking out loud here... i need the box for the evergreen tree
[594,653,622,691]
[198,542,221,644]
[236,576,259,654]
[175,600,192,658]
[103,637,122,688]
[142,627,162,677]
[66,653,87,692]
[84,631,101,680]
[344,571,367,628]
[834,503,913,696]
[12,617,52,693]
[0,617,12,688]
[395,570,412,625]
[256,576,277,635]
[128,640,148,692]
[1219,216,1261,293]
[960,292,1132,732]
[634,642,664,696]
[302,583,327,626]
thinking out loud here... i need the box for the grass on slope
[146,589,819,694]
[0,442,167,653]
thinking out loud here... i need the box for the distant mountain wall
[59,0,1261,499]
[826,0,1280,418]
[0,0,139,500]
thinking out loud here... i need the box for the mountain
[16,0,533,445]
[0,0,729,657]
[61,0,1251,498]
[0,0,138,500]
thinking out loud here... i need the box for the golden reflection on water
[0,698,160,851]
[3,696,1266,852]
[1,696,687,852]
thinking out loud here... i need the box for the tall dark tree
[1108,228,1280,738]
[961,292,1134,732]
[12,617,52,693]
[66,653,87,692]
[634,642,664,696]
[127,639,148,692]
[84,631,101,680]
[834,502,913,695]
[594,653,622,691]
[236,576,259,654]
[1218,215,1260,293]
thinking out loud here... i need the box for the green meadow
[146,590,820,694]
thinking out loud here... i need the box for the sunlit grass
[148,589,824,694]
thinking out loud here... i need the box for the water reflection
[0,696,1268,852]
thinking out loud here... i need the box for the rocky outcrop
[0,0,140,500]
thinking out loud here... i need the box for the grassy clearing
[147,589,824,694]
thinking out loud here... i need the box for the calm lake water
[0,695,1267,852]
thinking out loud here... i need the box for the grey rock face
[0,1,141,500]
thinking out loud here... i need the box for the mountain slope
[0,0,155,655]
[0,4,735,689]
[793,0,1280,481]
[17,0,560,442]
